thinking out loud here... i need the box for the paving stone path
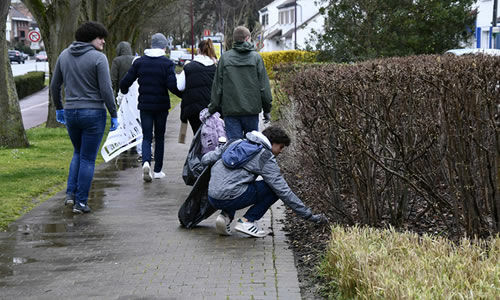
[0,104,302,300]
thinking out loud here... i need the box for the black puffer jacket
[180,60,216,122]
[120,48,181,111]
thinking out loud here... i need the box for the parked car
[8,50,25,64]
[35,51,48,62]
[21,52,29,60]
[170,49,192,66]
[445,48,500,56]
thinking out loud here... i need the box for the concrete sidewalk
[0,104,302,299]
[19,86,48,130]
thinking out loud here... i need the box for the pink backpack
[199,108,226,154]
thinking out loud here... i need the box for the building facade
[258,0,325,52]
[475,0,500,49]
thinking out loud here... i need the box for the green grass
[0,126,74,230]
[319,225,500,299]
[0,93,181,231]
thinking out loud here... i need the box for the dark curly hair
[75,21,108,43]
[262,126,291,146]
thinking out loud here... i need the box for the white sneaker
[215,213,232,236]
[142,162,152,182]
[234,219,267,238]
[154,171,166,179]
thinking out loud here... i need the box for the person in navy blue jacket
[120,33,181,182]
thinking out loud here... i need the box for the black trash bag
[182,128,204,185]
[178,166,218,228]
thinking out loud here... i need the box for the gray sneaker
[64,195,75,206]
[72,202,91,214]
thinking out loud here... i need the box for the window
[279,8,295,24]
[20,31,25,38]
[261,14,268,26]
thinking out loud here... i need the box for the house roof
[10,6,31,21]
[265,29,282,39]
[277,0,296,9]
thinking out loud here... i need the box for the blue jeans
[64,109,107,205]
[208,181,278,222]
[140,110,168,172]
[224,115,259,140]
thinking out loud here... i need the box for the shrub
[260,50,317,79]
[320,225,500,299]
[14,71,45,99]
[275,54,500,238]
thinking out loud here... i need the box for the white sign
[30,42,40,50]
[101,81,142,162]
[28,30,41,43]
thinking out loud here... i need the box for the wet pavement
[0,104,301,299]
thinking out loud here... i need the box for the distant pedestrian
[202,126,328,237]
[111,41,134,104]
[176,39,217,134]
[51,21,118,214]
[208,26,272,140]
[120,33,181,182]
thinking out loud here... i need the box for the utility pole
[294,0,297,49]
[191,0,194,60]
[493,0,498,26]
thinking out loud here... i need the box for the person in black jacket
[176,39,217,134]
[120,33,181,182]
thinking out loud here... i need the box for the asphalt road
[10,58,49,77]
[10,59,50,129]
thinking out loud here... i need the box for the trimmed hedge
[260,50,317,79]
[275,54,500,238]
[14,71,45,99]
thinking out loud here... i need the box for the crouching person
[201,125,328,237]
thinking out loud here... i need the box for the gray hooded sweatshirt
[111,41,134,94]
[51,41,117,118]
[201,131,313,220]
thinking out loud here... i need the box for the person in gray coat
[111,41,134,100]
[202,126,328,237]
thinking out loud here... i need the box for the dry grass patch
[320,225,500,299]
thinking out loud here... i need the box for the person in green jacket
[208,26,272,140]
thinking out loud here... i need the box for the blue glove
[110,117,119,131]
[56,109,65,125]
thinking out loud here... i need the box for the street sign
[30,42,40,50]
[28,31,41,43]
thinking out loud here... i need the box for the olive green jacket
[208,42,272,117]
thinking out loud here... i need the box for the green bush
[14,71,45,99]
[320,226,500,299]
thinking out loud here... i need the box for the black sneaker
[64,195,75,206]
[72,203,91,214]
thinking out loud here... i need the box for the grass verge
[320,225,500,299]
[0,93,181,231]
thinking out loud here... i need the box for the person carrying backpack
[201,126,328,237]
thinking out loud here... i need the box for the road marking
[21,101,48,112]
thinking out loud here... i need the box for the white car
[445,48,500,56]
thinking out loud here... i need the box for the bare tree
[0,0,29,148]
[22,0,81,128]
[79,0,179,59]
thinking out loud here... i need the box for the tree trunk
[0,0,29,148]
[22,0,82,128]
